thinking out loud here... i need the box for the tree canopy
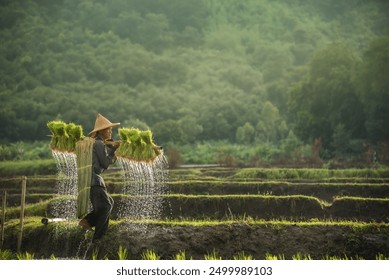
[0,0,388,160]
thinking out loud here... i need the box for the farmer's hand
[105,139,121,148]
[112,140,121,148]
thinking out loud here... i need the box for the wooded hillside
[1,0,388,162]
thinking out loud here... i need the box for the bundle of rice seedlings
[47,120,84,152]
[47,121,59,149]
[56,121,68,151]
[65,123,76,151]
[73,124,83,141]
[47,120,68,151]
[116,127,161,162]
[75,137,94,218]
[140,130,160,161]
[68,124,84,152]
[128,128,142,160]
[116,128,131,157]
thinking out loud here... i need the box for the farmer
[79,113,120,243]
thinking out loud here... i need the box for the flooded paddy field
[1,167,388,260]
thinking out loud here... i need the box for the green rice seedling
[0,249,14,260]
[116,127,161,161]
[47,120,68,151]
[16,251,35,260]
[55,121,68,151]
[140,130,156,161]
[126,128,139,158]
[67,123,84,152]
[133,140,147,161]
[174,250,192,260]
[292,252,312,260]
[118,127,141,159]
[47,121,59,149]
[265,253,285,260]
[324,255,347,260]
[233,251,254,260]
[265,253,278,260]
[140,130,152,145]
[65,122,76,151]
[140,129,161,161]
[129,128,144,161]
[119,128,129,141]
[204,249,222,260]
[47,120,84,152]
[91,247,99,260]
[116,128,130,157]
[141,249,160,260]
[376,253,389,260]
[325,254,364,260]
[117,245,128,260]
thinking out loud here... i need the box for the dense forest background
[1,0,388,166]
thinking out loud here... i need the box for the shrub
[166,146,182,168]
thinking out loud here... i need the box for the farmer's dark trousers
[85,185,114,241]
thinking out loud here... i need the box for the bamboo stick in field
[17,176,27,252]
[1,190,6,249]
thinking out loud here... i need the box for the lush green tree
[152,119,186,144]
[356,36,389,144]
[331,123,351,157]
[0,0,387,161]
[179,115,203,143]
[280,130,302,159]
[256,101,286,143]
[288,43,366,152]
[236,122,255,144]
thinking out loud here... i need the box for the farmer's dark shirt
[91,136,117,187]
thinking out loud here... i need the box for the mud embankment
[2,221,388,260]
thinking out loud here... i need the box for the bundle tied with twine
[115,127,161,162]
[75,137,94,218]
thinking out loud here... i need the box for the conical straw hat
[88,113,120,136]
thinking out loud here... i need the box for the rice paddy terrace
[1,167,389,260]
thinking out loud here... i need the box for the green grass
[174,250,192,260]
[292,252,313,260]
[333,196,389,202]
[234,167,389,180]
[204,249,222,260]
[0,249,14,260]
[233,251,254,260]
[165,193,330,206]
[375,253,389,260]
[1,248,386,260]
[141,249,160,260]
[114,218,389,229]
[264,253,372,260]
[117,245,128,260]
[168,179,389,187]
[16,251,35,260]
[265,253,284,260]
[4,195,74,219]
[0,159,56,176]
